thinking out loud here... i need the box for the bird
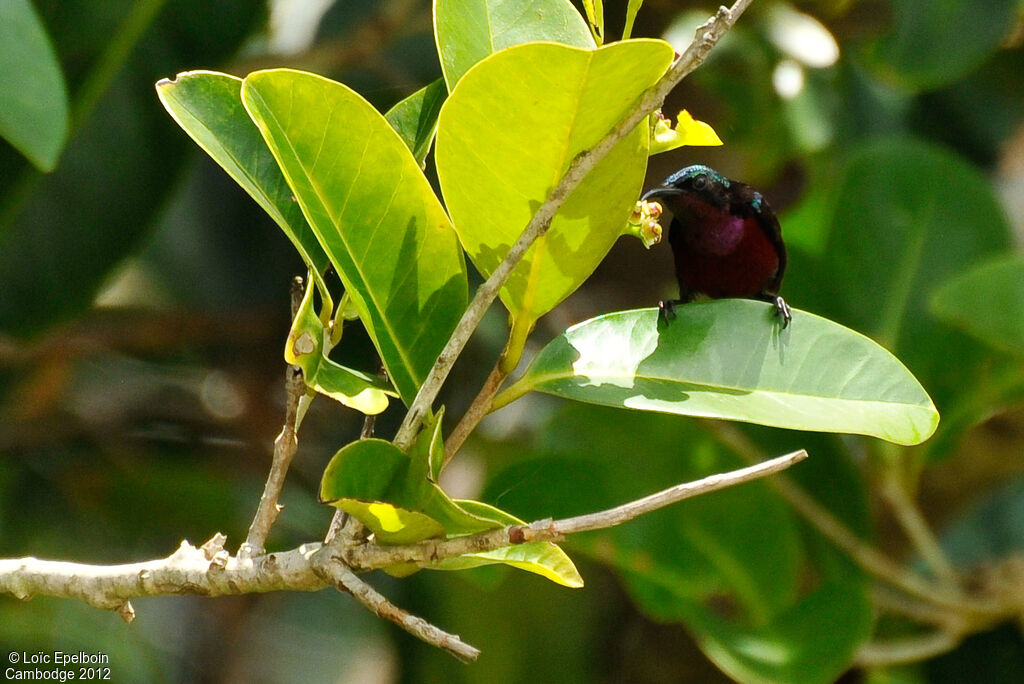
[641,164,791,328]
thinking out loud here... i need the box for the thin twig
[391,0,756,451]
[443,360,507,464]
[312,552,480,662]
[703,420,1005,617]
[240,277,307,558]
[877,449,961,591]
[343,449,807,570]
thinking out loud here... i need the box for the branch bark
[240,276,307,558]
[391,0,756,451]
[0,448,804,655]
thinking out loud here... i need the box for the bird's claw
[773,296,792,329]
[659,299,678,322]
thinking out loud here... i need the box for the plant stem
[703,420,1004,617]
[240,277,307,558]
[390,0,756,451]
[443,360,508,465]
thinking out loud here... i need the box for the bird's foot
[773,296,792,329]
[659,299,680,322]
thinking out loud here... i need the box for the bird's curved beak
[641,186,680,201]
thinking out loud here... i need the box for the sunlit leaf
[930,254,1024,357]
[241,69,468,405]
[384,78,446,167]
[433,499,584,588]
[436,40,674,365]
[498,302,939,445]
[0,0,68,171]
[433,0,594,89]
[156,70,332,297]
[320,438,582,586]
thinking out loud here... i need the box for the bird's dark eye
[692,174,708,191]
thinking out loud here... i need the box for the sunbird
[642,164,792,328]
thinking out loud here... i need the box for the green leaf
[784,137,1012,456]
[433,0,594,90]
[156,70,332,297]
[498,301,939,445]
[433,499,584,588]
[930,254,1024,357]
[436,40,674,362]
[0,0,69,171]
[241,69,468,405]
[320,438,582,586]
[867,0,1018,90]
[580,0,604,45]
[285,277,395,415]
[0,0,266,337]
[622,0,643,40]
[482,404,871,681]
[384,78,446,167]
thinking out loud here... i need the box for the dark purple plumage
[643,165,791,327]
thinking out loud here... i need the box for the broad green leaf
[156,70,332,297]
[409,407,447,482]
[241,69,468,405]
[930,254,1024,357]
[285,277,395,415]
[319,438,446,544]
[433,0,594,89]
[498,301,939,445]
[436,40,674,363]
[433,499,584,588]
[867,0,1018,90]
[384,78,446,167]
[0,0,68,171]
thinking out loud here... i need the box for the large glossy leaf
[0,0,68,171]
[156,70,332,296]
[498,301,939,445]
[241,69,468,405]
[867,0,1018,90]
[436,40,674,361]
[930,254,1024,357]
[434,0,594,89]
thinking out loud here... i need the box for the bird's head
[641,164,732,215]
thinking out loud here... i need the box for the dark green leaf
[867,0,1018,90]
[0,0,68,171]
[930,254,1024,357]
[384,78,446,167]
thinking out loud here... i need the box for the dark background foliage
[2,1,1023,681]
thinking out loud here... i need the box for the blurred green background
[2,1,1024,681]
